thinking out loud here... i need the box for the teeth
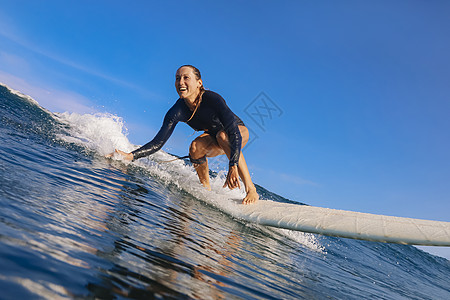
[180,87,187,91]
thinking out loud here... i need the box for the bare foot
[242,188,259,205]
[198,177,212,191]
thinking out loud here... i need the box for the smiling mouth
[179,87,187,92]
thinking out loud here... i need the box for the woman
[109,65,259,204]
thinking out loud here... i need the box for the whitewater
[0,83,449,299]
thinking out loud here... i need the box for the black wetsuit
[132,90,245,166]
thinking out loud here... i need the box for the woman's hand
[105,149,134,161]
[223,165,241,190]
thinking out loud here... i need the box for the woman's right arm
[131,104,182,160]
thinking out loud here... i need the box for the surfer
[108,65,259,204]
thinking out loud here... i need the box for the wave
[0,83,323,252]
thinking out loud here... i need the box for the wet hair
[177,65,206,100]
[178,65,202,80]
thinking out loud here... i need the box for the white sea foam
[277,228,326,253]
[54,112,133,156]
[55,111,325,253]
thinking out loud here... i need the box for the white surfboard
[237,200,450,246]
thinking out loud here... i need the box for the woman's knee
[216,131,228,145]
[189,139,202,157]
[190,137,213,158]
[216,126,249,147]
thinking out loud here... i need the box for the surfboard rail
[240,201,450,246]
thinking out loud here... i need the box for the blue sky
[1,0,449,234]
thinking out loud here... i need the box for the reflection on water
[82,163,310,299]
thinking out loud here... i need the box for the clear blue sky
[1,0,449,227]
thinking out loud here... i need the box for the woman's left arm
[213,94,242,167]
[211,93,243,190]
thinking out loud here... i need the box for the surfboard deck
[237,200,450,246]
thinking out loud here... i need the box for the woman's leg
[189,126,258,203]
[189,133,224,190]
[215,126,259,203]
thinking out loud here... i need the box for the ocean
[0,83,449,299]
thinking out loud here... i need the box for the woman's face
[175,66,203,101]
